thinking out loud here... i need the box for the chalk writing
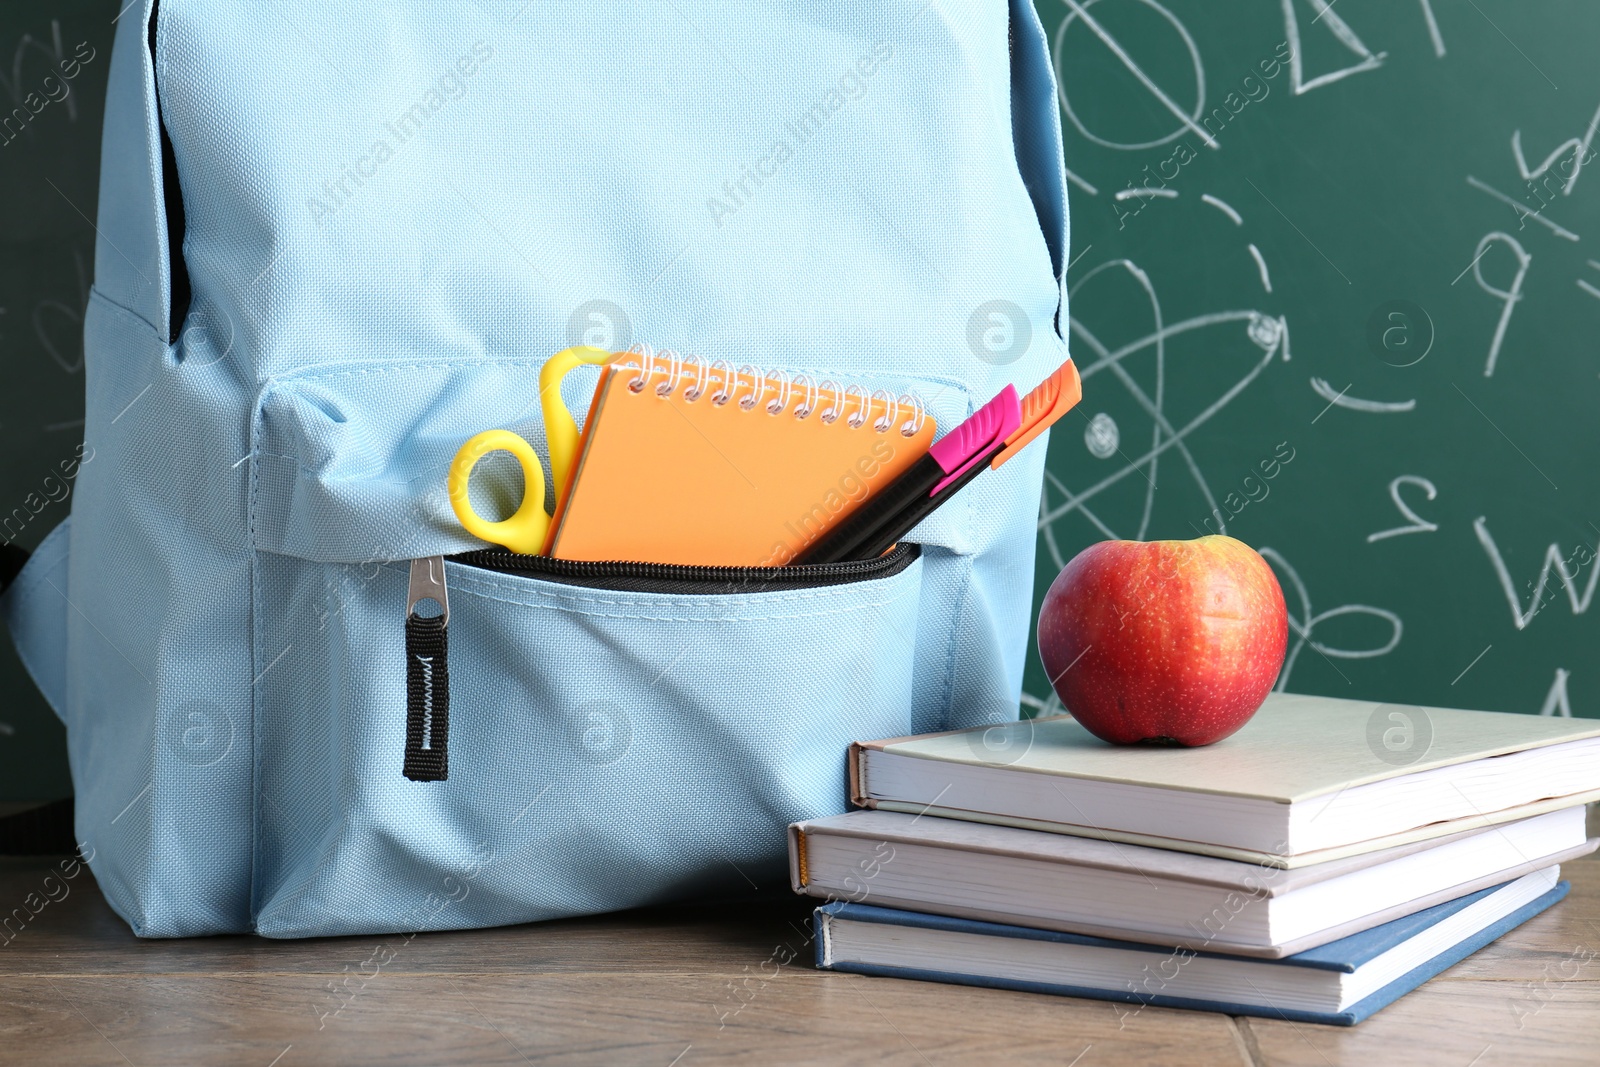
[1261,547,1403,690]
[1309,377,1416,414]
[1473,516,1598,630]
[1055,0,1215,151]
[1540,669,1573,717]
[1367,476,1439,542]
[1282,0,1385,96]
[1472,231,1532,376]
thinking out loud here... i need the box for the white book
[849,691,1600,865]
[791,807,1595,956]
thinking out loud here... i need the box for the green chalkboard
[1020,0,1600,723]
[0,1,113,800]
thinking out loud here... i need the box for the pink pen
[792,386,1022,565]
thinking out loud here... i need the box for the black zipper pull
[403,557,450,782]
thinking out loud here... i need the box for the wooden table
[0,851,1595,1066]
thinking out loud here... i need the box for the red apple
[1037,536,1288,746]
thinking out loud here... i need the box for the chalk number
[1368,476,1439,543]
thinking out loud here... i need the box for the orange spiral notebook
[543,352,938,566]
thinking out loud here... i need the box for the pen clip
[928,385,1022,495]
[991,359,1082,470]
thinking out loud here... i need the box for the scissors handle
[540,345,613,497]
[448,429,550,554]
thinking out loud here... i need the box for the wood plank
[1245,979,1600,1067]
[0,972,1248,1067]
[0,981,123,1067]
[0,975,519,1067]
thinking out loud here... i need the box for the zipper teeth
[458,544,910,582]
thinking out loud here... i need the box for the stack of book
[789,692,1600,1025]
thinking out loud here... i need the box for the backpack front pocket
[246,358,952,937]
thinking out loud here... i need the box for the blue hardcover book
[813,869,1568,1025]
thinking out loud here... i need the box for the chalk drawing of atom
[1039,253,1289,563]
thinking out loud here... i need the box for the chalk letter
[1471,231,1531,377]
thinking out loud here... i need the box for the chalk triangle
[1282,0,1387,95]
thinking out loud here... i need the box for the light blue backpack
[2,0,1068,937]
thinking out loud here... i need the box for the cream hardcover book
[849,692,1600,867]
[790,808,1595,957]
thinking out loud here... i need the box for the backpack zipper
[401,543,919,781]
[453,541,917,592]
[402,557,451,781]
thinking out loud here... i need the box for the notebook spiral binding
[617,343,930,439]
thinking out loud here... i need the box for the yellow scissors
[448,346,613,554]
